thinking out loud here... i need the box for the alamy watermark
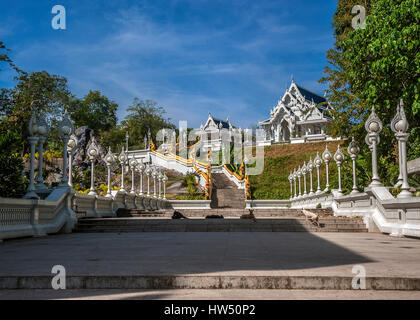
[51,5,66,30]
[155,121,265,175]
[352,5,366,30]
[351,265,366,290]
[51,265,66,290]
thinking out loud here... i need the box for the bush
[0,131,27,197]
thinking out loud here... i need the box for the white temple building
[258,79,338,145]
[199,113,234,152]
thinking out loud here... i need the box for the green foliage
[0,71,72,153]
[0,41,21,73]
[99,125,126,152]
[250,143,342,199]
[321,0,420,187]
[319,0,373,139]
[181,174,199,195]
[122,98,175,149]
[0,131,27,197]
[69,90,118,134]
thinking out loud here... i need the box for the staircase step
[75,217,367,233]
[1,274,416,290]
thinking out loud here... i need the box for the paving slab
[1,289,420,300]
[0,232,419,289]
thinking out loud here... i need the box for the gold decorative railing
[223,161,251,200]
[151,137,212,200]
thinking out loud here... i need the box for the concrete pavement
[0,232,419,290]
[1,289,420,300]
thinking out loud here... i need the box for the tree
[319,0,372,139]
[69,90,118,134]
[321,0,420,186]
[342,0,420,157]
[0,131,26,197]
[0,41,21,73]
[0,71,72,153]
[99,125,126,152]
[122,98,175,149]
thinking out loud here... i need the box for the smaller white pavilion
[258,79,338,145]
[199,113,234,152]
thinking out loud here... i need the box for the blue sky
[0,0,337,128]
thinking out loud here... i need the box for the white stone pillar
[333,145,344,196]
[297,166,302,197]
[288,172,293,200]
[314,152,322,194]
[302,162,307,196]
[87,141,99,196]
[34,113,49,192]
[104,147,115,198]
[67,134,77,188]
[58,111,74,188]
[365,106,383,187]
[118,148,127,193]
[138,159,145,196]
[347,137,360,195]
[129,157,138,195]
[391,99,413,198]
[158,169,163,199]
[146,165,152,197]
[24,135,40,199]
[322,145,332,191]
[308,157,314,196]
[152,167,157,198]
[162,174,168,200]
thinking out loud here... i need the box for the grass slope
[249,141,344,200]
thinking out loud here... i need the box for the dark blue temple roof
[212,118,230,129]
[296,85,327,105]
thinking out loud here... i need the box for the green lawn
[249,141,343,200]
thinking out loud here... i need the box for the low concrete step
[75,218,368,233]
[0,275,417,290]
[174,208,334,217]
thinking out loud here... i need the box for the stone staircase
[211,173,245,208]
[75,215,367,233]
[115,207,333,218]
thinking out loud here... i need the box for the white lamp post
[67,134,77,188]
[158,169,163,199]
[35,112,49,192]
[334,145,345,196]
[293,169,297,199]
[297,166,302,198]
[365,106,383,187]
[138,159,145,195]
[118,148,127,193]
[307,157,314,196]
[129,157,138,195]
[23,111,40,199]
[152,167,158,198]
[301,162,308,196]
[288,172,293,200]
[125,131,129,152]
[87,140,99,196]
[58,111,74,187]
[347,137,360,195]
[146,165,152,197]
[322,145,332,192]
[104,147,115,198]
[314,152,322,194]
[162,173,168,200]
[391,99,413,198]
